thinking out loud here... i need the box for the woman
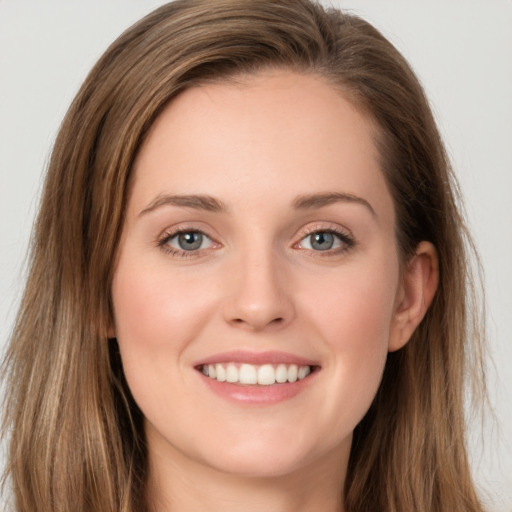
[1,0,487,511]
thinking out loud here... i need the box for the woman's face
[111,70,412,479]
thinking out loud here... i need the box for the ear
[388,241,439,352]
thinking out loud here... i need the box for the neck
[147,441,348,512]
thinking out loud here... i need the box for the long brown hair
[2,1,486,510]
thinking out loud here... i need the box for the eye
[160,230,215,253]
[297,229,354,253]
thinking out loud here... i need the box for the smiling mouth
[197,362,317,386]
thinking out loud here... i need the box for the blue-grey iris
[310,232,334,251]
[178,232,203,250]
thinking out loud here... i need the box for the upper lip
[194,350,320,367]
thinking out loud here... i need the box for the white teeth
[275,364,288,383]
[215,364,226,382]
[297,365,308,380]
[201,362,313,385]
[239,364,257,384]
[226,363,238,383]
[288,364,298,383]
[257,364,275,385]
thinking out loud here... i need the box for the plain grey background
[1,1,511,510]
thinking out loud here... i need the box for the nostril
[229,316,285,329]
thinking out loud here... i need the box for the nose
[222,248,295,332]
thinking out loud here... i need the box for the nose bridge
[223,237,294,331]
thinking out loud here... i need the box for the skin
[110,70,438,512]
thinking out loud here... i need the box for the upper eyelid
[158,223,218,242]
[300,225,350,236]
[294,222,353,240]
[297,230,353,246]
[164,229,212,241]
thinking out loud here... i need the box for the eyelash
[157,226,217,258]
[157,225,355,258]
[294,226,355,256]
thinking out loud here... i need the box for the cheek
[112,260,214,349]
[110,260,217,404]
[300,256,399,422]
[304,255,399,348]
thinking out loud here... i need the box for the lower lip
[198,370,318,405]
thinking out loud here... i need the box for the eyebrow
[139,194,227,217]
[292,192,376,217]
[139,191,376,218]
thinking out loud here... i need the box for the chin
[202,447,310,479]
[194,428,345,479]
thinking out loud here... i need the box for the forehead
[129,70,393,224]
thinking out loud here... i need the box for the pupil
[178,232,202,250]
[311,232,334,251]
